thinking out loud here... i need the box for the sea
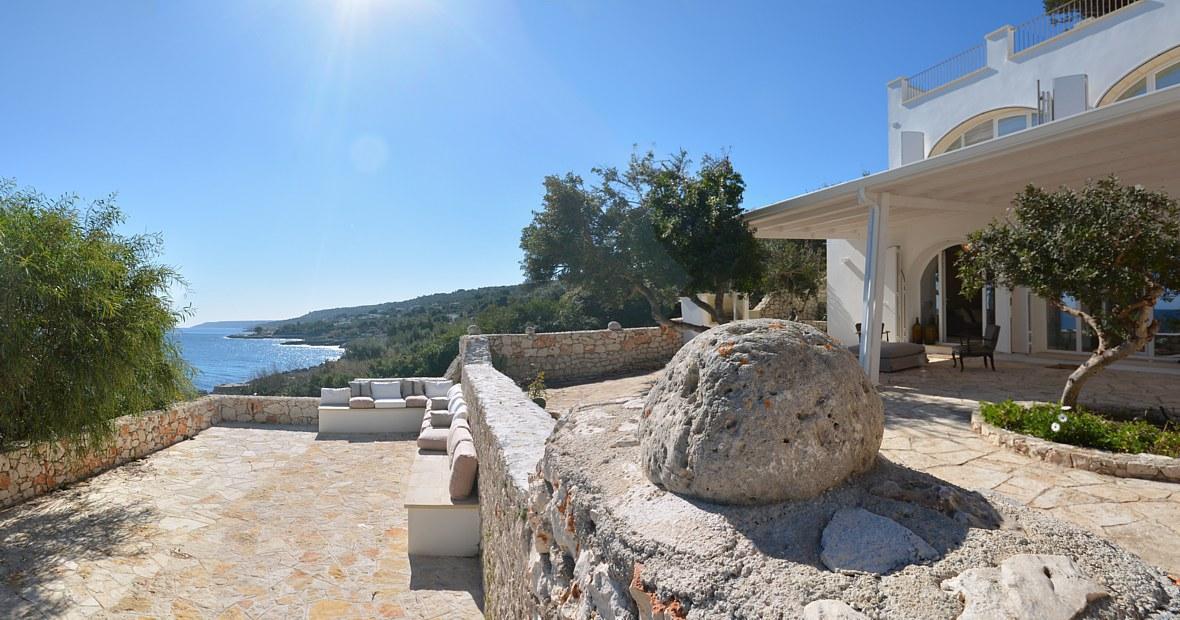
[173,326,344,392]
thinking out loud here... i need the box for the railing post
[986,26,1013,69]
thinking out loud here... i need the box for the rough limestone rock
[803,600,869,619]
[639,319,883,504]
[819,507,938,574]
[942,554,1109,620]
[527,400,1180,619]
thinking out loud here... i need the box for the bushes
[981,400,1180,457]
[0,182,193,449]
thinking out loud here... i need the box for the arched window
[930,107,1038,156]
[1100,45,1180,106]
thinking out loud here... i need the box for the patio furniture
[317,377,453,434]
[952,325,1000,371]
[406,382,480,557]
[845,342,927,372]
[855,322,890,343]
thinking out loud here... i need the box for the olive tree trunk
[685,293,723,325]
[1058,292,1161,408]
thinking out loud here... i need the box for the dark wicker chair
[854,322,890,343]
[952,325,1001,371]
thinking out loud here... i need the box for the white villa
[745,0,1180,382]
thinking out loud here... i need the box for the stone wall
[0,395,318,510]
[460,336,556,620]
[480,326,682,386]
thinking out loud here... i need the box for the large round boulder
[639,319,883,504]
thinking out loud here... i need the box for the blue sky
[0,0,1042,325]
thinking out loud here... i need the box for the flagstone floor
[0,425,483,619]
[546,357,1180,576]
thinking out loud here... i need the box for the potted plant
[528,371,547,408]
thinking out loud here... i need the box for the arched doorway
[918,245,994,343]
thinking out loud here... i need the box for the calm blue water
[173,326,344,392]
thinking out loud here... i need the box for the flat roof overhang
[747,85,1180,239]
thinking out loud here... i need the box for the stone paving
[547,357,1180,576]
[0,424,483,619]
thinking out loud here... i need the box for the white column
[858,192,890,384]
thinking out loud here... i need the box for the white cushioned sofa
[406,382,480,557]
[318,377,454,434]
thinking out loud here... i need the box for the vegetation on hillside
[0,181,193,450]
[958,178,1180,407]
[247,282,663,396]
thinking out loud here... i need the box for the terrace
[547,355,1180,575]
[1,327,1176,618]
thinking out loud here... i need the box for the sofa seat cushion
[320,387,351,406]
[424,379,454,398]
[417,428,448,452]
[449,442,478,500]
[349,396,376,409]
[371,380,402,399]
[430,410,453,428]
[374,398,407,409]
[404,395,428,408]
[429,396,450,410]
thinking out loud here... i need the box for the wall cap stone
[971,408,1180,483]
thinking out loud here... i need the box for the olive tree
[520,169,685,327]
[958,177,1180,407]
[0,181,193,450]
[645,151,763,324]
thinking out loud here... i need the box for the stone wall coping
[970,408,1180,483]
[479,326,665,338]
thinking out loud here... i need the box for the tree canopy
[0,181,193,449]
[958,177,1180,407]
[645,151,764,322]
[520,151,762,326]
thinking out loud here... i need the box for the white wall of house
[888,1,1180,167]
[823,0,1180,355]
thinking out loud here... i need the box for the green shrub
[980,400,1180,458]
[0,181,193,450]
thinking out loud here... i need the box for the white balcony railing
[901,0,1141,103]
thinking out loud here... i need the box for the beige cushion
[417,428,448,452]
[405,395,429,408]
[349,396,375,409]
[348,381,364,398]
[449,441,478,500]
[371,380,402,399]
[321,387,351,406]
[448,396,466,413]
[447,424,472,457]
[430,410,453,428]
[374,398,407,409]
[447,383,463,399]
[424,380,454,398]
[452,403,469,421]
[429,396,450,410]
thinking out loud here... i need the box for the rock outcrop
[639,320,883,504]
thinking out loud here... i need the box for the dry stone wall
[0,395,318,510]
[459,336,556,620]
[482,326,682,386]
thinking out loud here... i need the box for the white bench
[405,451,480,557]
[317,406,423,434]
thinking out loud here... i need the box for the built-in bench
[318,378,453,434]
[405,382,480,557]
[405,450,480,557]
